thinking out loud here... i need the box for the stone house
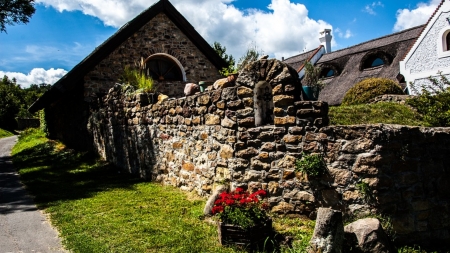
[400,0,450,93]
[29,0,226,150]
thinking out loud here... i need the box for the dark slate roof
[284,25,425,105]
[29,0,227,113]
[282,47,321,72]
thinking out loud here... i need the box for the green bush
[342,78,404,105]
[407,73,450,127]
[295,153,326,177]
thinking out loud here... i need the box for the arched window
[361,52,391,70]
[319,65,339,79]
[371,58,385,67]
[144,55,184,81]
[446,32,450,51]
[254,81,274,126]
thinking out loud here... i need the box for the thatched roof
[29,0,226,113]
[284,25,425,105]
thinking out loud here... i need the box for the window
[361,52,390,70]
[145,55,183,81]
[371,58,384,67]
[446,32,450,51]
[319,66,338,78]
[325,69,335,77]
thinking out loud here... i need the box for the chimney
[319,29,332,53]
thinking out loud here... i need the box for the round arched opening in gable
[144,53,186,82]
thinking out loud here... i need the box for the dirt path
[0,136,66,253]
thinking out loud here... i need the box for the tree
[212,42,236,76]
[0,0,36,33]
[0,76,23,130]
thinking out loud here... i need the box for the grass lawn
[0,128,14,138]
[329,102,429,126]
[11,129,314,253]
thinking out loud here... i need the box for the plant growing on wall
[119,58,157,93]
[295,152,326,177]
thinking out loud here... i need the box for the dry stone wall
[88,59,449,249]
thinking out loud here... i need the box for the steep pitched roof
[402,0,446,61]
[283,47,320,72]
[316,25,424,105]
[30,0,226,113]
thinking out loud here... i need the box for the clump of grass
[0,127,14,138]
[272,215,315,253]
[120,64,157,93]
[329,102,429,126]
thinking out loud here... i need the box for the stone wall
[84,13,222,101]
[88,59,449,249]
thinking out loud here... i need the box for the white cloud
[0,68,68,88]
[394,0,441,32]
[363,1,384,15]
[36,0,333,60]
[335,28,353,39]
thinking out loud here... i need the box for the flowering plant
[212,188,269,229]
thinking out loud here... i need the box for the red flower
[212,205,224,214]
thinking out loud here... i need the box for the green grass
[0,127,14,138]
[329,102,429,126]
[12,129,314,253]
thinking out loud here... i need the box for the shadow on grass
[12,141,144,209]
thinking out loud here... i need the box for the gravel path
[0,136,66,253]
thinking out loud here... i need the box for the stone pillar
[309,208,344,253]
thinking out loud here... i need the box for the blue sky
[0,0,441,87]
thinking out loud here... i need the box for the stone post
[309,208,344,253]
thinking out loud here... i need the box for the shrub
[295,153,326,177]
[407,72,450,127]
[342,78,404,105]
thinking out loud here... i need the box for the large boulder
[213,78,234,90]
[309,208,344,253]
[344,218,394,253]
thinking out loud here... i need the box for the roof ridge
[283,47,318,62]
[297,45,324,72]
[326,24,425,56]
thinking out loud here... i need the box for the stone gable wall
[88,59,450,249]
[84,13,222,100]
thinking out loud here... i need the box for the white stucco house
[400,0,450,94]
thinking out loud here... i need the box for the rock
[309,208,344,253]
[344,218,394,253]
[213,78,233,90]
[184,83,199,96]
[158,94,169,103]
[203,185,228,215]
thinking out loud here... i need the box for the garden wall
[88,59,450,249]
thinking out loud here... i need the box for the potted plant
[303,61,324,101]
[212,188,272,248]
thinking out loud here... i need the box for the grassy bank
[0,128,14,138]
[329,102,429,126]
[11,129,314,252]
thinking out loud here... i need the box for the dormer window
[360,52,391,70]
[319,65,339,78]
[371,58,385,67]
